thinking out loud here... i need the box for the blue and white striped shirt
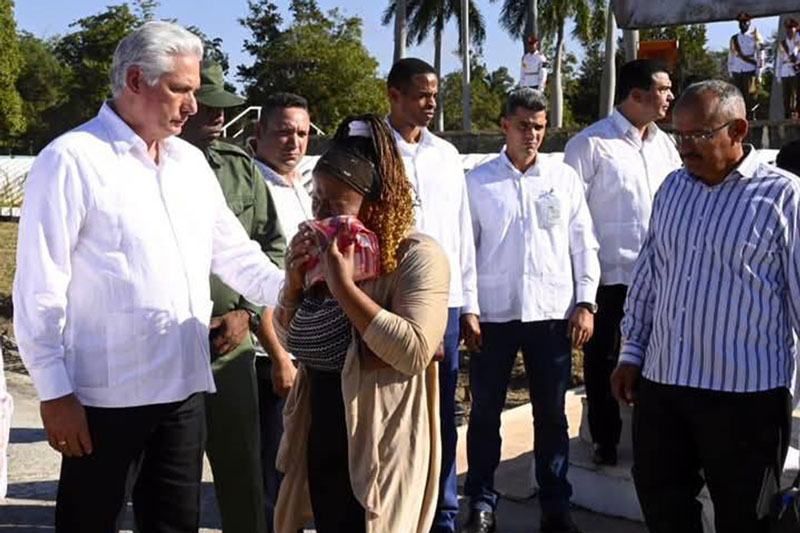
[620,147,800,392]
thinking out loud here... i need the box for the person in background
[728,12,764,119]
[461,88,599,533]
[386,57,480,533]
[273,114,449,533]
[180,59,286,533]
[776,138,800,176]
[564,59,681,467]
[13,22,284,532]
[612,80,798,533]
[776,18,800,120]
[251,91,313,531]
[520,36,548,91]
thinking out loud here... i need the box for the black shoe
[591,443,618,466]
[460,509,496,533]
[540,512,583,533]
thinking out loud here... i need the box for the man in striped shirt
[611,80,798,532]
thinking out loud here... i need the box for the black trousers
[256,356,288,533]
[55,393,206,533]
[306,368,365,533]
[581,284,627,450]
[633,378,792,533]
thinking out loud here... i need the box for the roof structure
[612,0,799,29]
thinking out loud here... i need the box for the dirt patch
[456,348,585,417]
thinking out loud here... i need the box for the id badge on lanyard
[535,189,561,229]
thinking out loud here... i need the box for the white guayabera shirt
[564,109,682,287]
[13,103,284,408]
[392,126,480,316]
[466,151,600,323]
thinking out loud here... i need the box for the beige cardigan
[273,233,450,533]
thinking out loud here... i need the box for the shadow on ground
[0,482,220,531]
[9,428,46,445]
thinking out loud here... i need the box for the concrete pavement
[1,370,645,533]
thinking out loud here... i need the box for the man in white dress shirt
[386,57,480,533]
[252,91,312,531]
[520,36,548,90]
[564,59,681,467]
[462,88,599,533]
[13,22,284,532]
[728,12,763,118]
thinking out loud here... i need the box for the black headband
[314,140,383,201]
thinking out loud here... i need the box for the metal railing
[221,106,325,140]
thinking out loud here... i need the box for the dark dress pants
[633,378,792,533]
[782,75,799,118]
[432,307,461,532]
[206,344,267,533]
[581,284,627,450]
[464,320,573,515]
[55,393,205,533]
[256,356,287,533]
[306,367,365,533]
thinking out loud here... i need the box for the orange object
[638,39,678,73]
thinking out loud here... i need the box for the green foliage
[491,0,605,47]
[15,32,71,151]
[441,57,513,131]
[565,41,623,126]
[53,4,141,128]
[10,1,229,151]
[238,0,387,133]
[186,25,231,75]
[641,25,722,93]
[381,0,487,55]
[0,0,25,144]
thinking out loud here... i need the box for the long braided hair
[330,114,415,274]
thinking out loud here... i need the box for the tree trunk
[434,19,444,132]
[522,0,538,54]
[600,7,618,118]
[461,0,471,131]
[551,20,565,128]
[394,0,407,63]
[623,29,639,62]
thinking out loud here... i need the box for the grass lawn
[0,221,16,298]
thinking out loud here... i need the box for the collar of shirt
[610,108,659,147]
[254,157,296,188]
[684,144,759,186]
[499,147,544,178]
[389,120,435,156]
[98,101,184,163]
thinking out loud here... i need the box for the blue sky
[14,0,780,88]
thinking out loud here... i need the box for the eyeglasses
[673,121,732,146]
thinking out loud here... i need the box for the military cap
[195,60,246,108]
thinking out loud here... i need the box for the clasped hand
[285,223,356,298]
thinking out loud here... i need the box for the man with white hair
[611,80,799,532]
[13,21,284,532]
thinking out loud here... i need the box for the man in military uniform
[520,36,548,90]
[181,60,286,533]
[728,12,763,118]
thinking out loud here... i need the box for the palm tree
[491,0,540,52]
[383,0,487,130]
[494,0,605,127]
